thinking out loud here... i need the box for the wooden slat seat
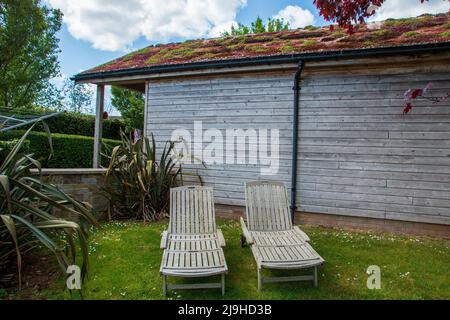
[251,243,324,269]
[166,234,221,251]
[161,247,227,277]
[241,181,325,290]
[160,186,227,295]
[250,229,310,247]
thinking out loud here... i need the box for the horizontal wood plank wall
[298,54,450,226]
[146,71,295,207]
[147,53,450,226]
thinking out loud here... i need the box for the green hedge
[0,139,30,161]
[0,130,120,168]
[33,112,125,140]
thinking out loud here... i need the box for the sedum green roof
[80,13,450,77]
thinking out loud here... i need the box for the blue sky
[48,0,449,114]
[57,1,327,78]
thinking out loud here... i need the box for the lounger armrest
[160,230,169,249]
[294,226,311,242]
[240,217,254,245]
[217,229,226,247]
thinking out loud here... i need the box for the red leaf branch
[313,0,432,33]
[403,83,450,114]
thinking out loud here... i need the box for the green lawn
[14,220,450,300]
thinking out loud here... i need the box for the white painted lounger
[160,186,228,296]
[241,181,324,290]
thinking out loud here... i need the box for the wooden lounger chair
[160,186,228,296]
[241,181,324,290]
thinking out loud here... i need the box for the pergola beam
[93,84,105,168]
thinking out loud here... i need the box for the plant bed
[1,253,59,300]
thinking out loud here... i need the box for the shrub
[0,125,98,288]
[0,130,120,168]
[33,112,125,140]
[0,139,30,161]
[103,132,183,221]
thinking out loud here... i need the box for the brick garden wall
[32,169,109,214]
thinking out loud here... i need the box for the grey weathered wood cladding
[146,54,450,226]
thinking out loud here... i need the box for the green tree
[251,17,266,34]
[0,0,62,109]
[267,17,290,32]
[222,16,290,36]
[34,82,64,110]
[111,86,144,132]
[62,79,93,113]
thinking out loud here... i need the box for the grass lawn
[11,219,450,300]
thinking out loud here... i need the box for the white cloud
[208,21,239,38]
[369,0,449,21]
[274,5,315,29]
[47,0,247,51]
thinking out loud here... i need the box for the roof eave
[73,42,450,82]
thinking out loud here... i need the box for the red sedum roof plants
[82,13,450,76]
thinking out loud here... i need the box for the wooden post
[143,81,149,138]
[93,84,105,168]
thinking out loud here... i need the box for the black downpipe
[290,61,304,224]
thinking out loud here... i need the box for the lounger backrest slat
[245,181,292,231]
[169,186,216,234]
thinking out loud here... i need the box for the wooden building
[75,13,450,236]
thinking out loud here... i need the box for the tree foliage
[111,86,145,132]
[313,0,431,33]
[34,81,64,110]
[0,0,62,109]
[313,0,448,113]
[61,79,94,113]
[222,16,290,36]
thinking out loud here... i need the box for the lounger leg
[257,268,263,291]
[314,267,318,288]
[163,275,168,296]
[221,274,225,296]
